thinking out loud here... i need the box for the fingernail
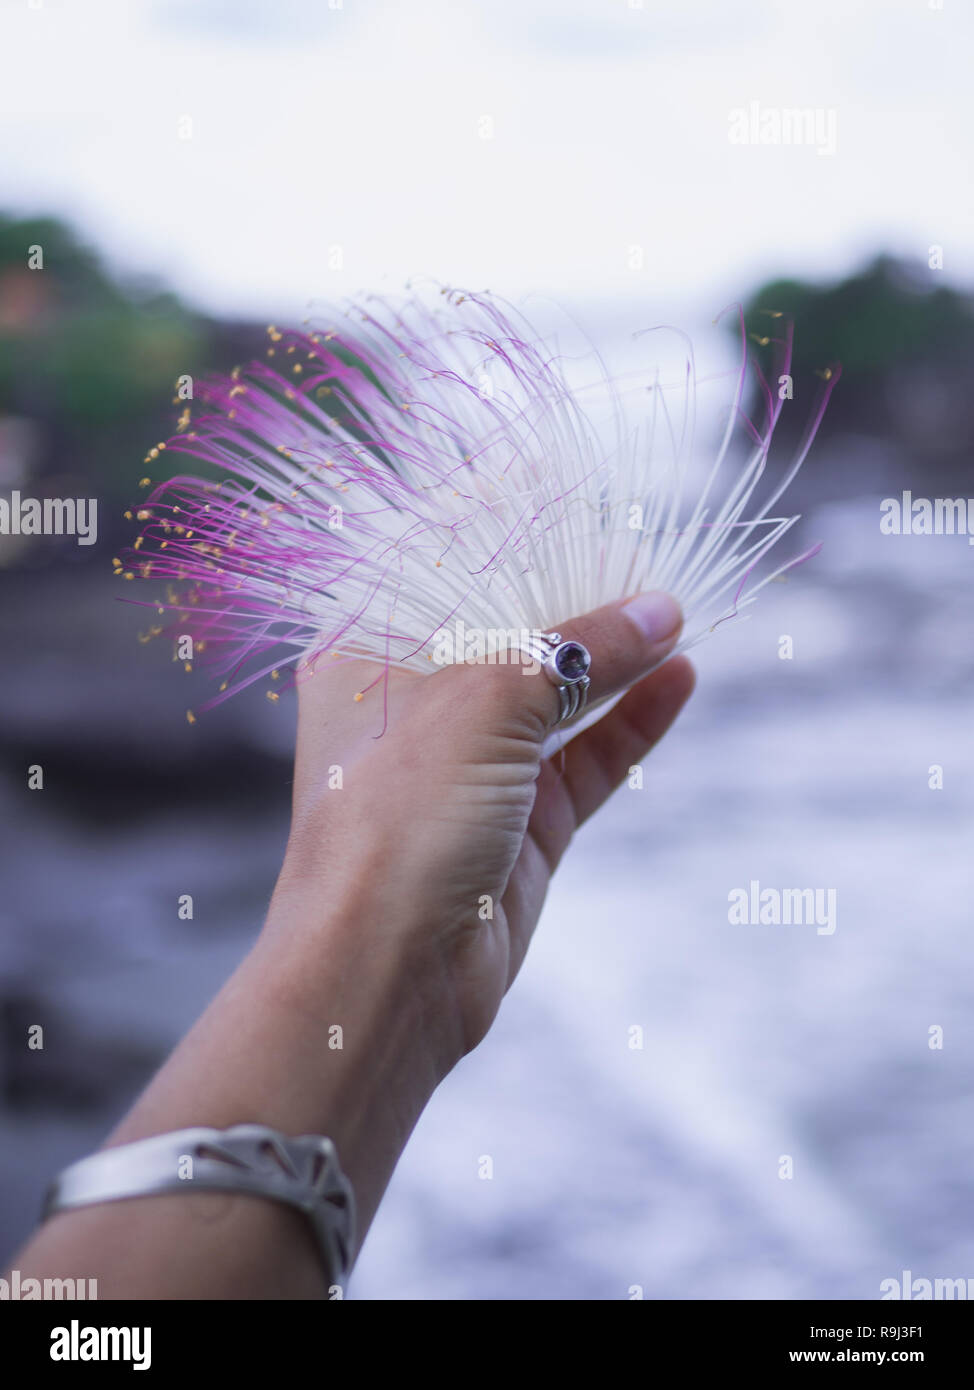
[621,590,682,644]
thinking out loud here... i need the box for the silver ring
[523,631,592,726]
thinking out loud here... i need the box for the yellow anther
[186,710,196,724]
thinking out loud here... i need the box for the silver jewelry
[523,631,592,725]
[42,1124,355,1289]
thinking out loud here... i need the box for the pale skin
[9,590,694,1298]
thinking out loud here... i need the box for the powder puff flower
[120,286,838,723]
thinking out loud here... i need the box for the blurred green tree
[0,214,250,539]
[740,255,974,482]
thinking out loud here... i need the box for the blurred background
[1,0,973,1299]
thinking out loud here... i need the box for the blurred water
[2,491,973,1299]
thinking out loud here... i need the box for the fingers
[508,590,684,734]
[561,654,696,826]
[294,588,683,757]
[554,592,683,705]
[527,656,696,868]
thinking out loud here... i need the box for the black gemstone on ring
[554,642,591,683]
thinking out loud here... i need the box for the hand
[273,590,695,1069]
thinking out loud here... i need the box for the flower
[122,286,839,719]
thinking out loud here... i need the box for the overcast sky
[1,0,970,329]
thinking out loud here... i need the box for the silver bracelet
[42,1124,355,1290]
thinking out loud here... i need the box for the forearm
[9,868,459,1299]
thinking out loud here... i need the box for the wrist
[251,863,467,1237]
[259,873,465,1098]
[265,840,468,1082]
[103,869,461,1263]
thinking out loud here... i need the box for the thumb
[487,590,684,735]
